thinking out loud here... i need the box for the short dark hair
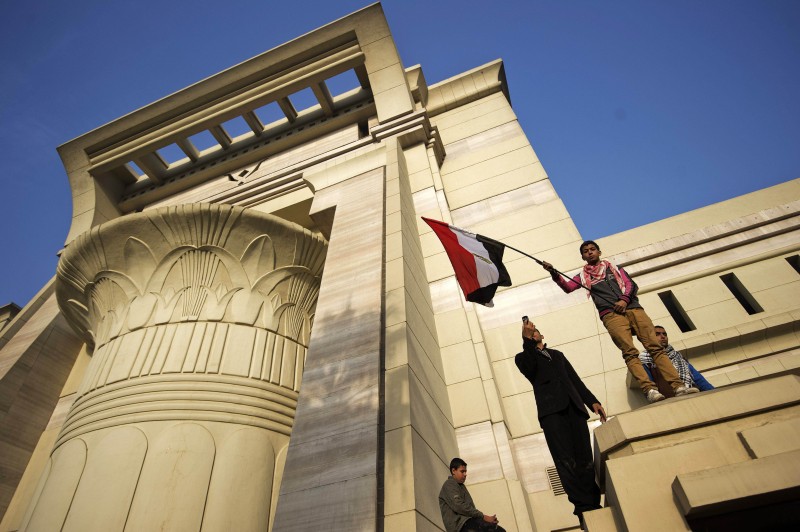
[579,240,600,253]
[449,457,467,472]
[654,325,666,331]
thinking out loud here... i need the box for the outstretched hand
[541,261,555,273]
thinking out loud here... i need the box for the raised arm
[515,340,539,381]
[542,261,582,293]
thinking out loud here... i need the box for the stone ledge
[672,449,800,529]
[737,416,800,458]
[426,59,508,116]
[597,374,800,472]
[626,310,800,389]
[582,507,620,532]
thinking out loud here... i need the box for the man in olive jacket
[515,319,606,523]
[439,458,506,532]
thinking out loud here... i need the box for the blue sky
[1,0,799,307]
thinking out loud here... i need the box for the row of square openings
[658,256,800,332]
[127,69,362,177]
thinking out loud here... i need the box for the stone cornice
[615,199,800,292]
[370,109,446,165]
[426,59,509,117]
[56,3,413,248]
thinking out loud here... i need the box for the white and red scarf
[640,345,693,388]
[580,260,625,298]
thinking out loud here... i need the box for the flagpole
[502,243,622,306]
[501,243,593,290]
[422,216,620,307]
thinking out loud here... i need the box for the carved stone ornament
[56,204,327,351]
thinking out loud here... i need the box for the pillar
[22,204,326,531]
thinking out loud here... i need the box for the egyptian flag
[423,217,512,307]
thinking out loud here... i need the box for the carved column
[24,204,326,532]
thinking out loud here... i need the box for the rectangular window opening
[156,143,189,166]
[657,291,696,332]
[126,161,146,179]
[325,69,360,97]
[188,130,220,152]
[220,116,253,142]
[358,120,369,139]
[288,87,319,112]
[786,255,800,275]
[720,273,763,315]
[254,101,288,129]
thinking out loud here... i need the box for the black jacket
[515,338,599,420]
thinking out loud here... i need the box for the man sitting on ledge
[439,457,506,532]
[639,325,715,397]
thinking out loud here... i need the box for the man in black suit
[515,318,606,526]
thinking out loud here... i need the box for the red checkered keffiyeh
[580,260,625,298]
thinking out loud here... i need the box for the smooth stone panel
[606,438,727,531]
[274,474,377,532]
[62,427,147,532]
[203,428,276,531]
[738,415,800,458]
[25,438,87,532]
[274,168,385,530]
[125,423,215,532]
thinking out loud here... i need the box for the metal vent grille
[546,466,566,496]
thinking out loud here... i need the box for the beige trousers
[602,308,683,393]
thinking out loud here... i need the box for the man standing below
[439,458,506,532]
[515,319,605,527]
[639,325,715,397]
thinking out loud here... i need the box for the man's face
[533,329,543,344]
[451,465,467,484]
[581,243,601,265]
[654,327,668,347]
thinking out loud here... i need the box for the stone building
[1,4,798,531]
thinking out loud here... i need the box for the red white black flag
[422,217,512,307]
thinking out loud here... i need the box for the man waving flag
[423,217,512,307]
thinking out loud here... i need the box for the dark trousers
[540,404,601,515]
[461,517,507,532]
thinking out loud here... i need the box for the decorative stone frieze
[57,203,325,351]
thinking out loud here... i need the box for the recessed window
[358,120,369,138]
[156,143,189,166]
[188,130,220,152]
[786,255,800,275]
[220,116,252,141]
[658,291,696,332]
[288,87,318,112]
[254,101,286,127]
[720,273,763,315]
[325,69,360,96]
[126,161,146,179]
